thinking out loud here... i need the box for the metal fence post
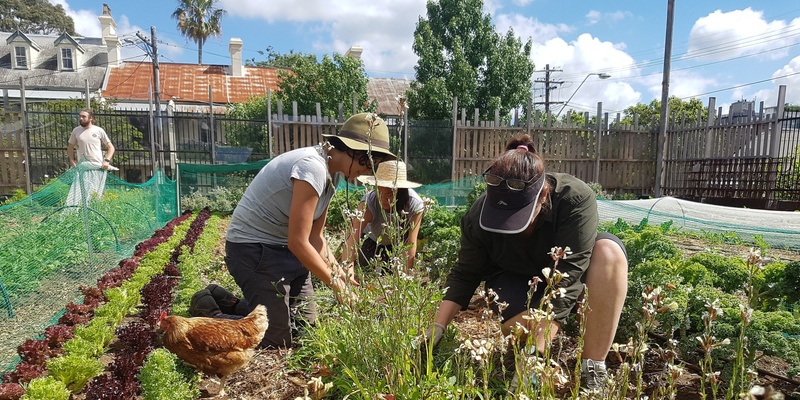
[209,84,216,164]
[20,77,32,194]
[594,102,603,184]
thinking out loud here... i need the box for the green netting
[178,161,800,252]
[178,159,484,212]
[0,164,177,373]
[597,197,800,251]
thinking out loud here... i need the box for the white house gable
[6,31,41,70]
[54,33,86,72]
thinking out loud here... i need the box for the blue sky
[52,0,800,116]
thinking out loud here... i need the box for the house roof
[0,31,107,91]
[54,33,85,53]
[102,60,416,114]
[368,77,412,117]
[6,30,41,51]
[102,62,283,105]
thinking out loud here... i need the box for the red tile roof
[102,62,283,104]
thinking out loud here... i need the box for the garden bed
[2,211,799,399]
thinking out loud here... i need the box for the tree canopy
[247,46,317,69]
[621,97,707,126]
[239,48,372,118]
[408,0,534,121]
[0,0,75,35]
[171,0,226,64]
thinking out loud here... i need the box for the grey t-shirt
[363,188,425,245]
[226,146,337,245]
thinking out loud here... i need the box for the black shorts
[485,232,626,323]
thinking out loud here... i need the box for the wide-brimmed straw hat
[357,160,421,189]
[322,112,396,159]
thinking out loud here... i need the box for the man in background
[65,108,115,206]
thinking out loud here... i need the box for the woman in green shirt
[428,133,628,392]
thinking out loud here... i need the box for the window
[61,48,74,70]
[14,46,27,69]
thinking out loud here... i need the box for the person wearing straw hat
[189,112,395,349]
[344,160,425,272]
[425,133,628,393]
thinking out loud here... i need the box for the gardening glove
[424,322,446,348]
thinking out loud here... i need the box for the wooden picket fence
[269,114,340,155]
[0,110,27,194]
[451,110,658,195]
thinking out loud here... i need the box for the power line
[533,64,563,115]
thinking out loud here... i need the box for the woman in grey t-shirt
[189,113,396,349]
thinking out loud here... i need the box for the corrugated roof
[368,77,412,117]
[103,62,283,104]
[103,61,416,112]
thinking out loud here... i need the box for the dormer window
[54,33,84,72]
[61,48,74,70]
[14,46,27,69]
[7,31,39,70]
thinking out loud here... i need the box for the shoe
[580,359,608,392]
[207,284,240,315]
[189,289,221,317]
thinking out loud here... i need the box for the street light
[554,72,611,118]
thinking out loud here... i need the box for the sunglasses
[482,168,538,191]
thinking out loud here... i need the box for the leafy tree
[171,0,226,64]
[621,96,707,126]
[0,0,75,35]
[408,0,534,121]
[784,105,800,112]
[246,46,317,69]
[262,50,372,117]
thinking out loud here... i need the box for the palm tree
[171,0,226,64]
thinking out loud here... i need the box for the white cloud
[48,0,100,37]
[512,0,533,7]
[586,10,632,26]
[768,55,800,104]
[651,70,717,102]
[218,0,424,76]
[585,10,601,25]
[526,33,640,113]
[495,13,571,43]
[687,8,800,61]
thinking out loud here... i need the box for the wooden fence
[270,114,340,155]
[3,87,800,209]
[660,87,800,209]
[451,105,658,195]
[0,110,26,194]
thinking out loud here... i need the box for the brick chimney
[229,38,243,77]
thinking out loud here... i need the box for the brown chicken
[158,304,268,396]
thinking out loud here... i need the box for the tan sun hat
[322,112,396,159]
[357,160,421,189]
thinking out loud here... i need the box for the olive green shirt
[443,172,598,324]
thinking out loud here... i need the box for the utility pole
[137,27,164,169]
[533,64,563,115]
[654,0,675,198]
